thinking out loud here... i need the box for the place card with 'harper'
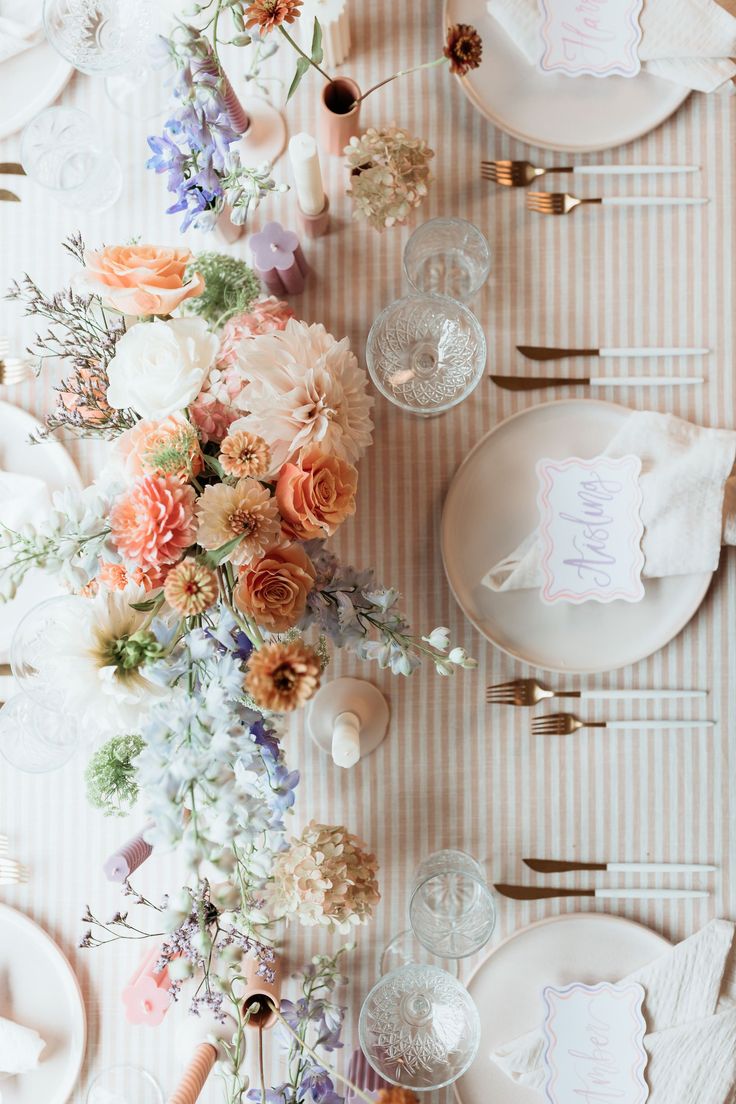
[537,0,644,79]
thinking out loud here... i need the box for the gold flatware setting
[0,188,20,203]
[491,373,704,391]
[0,163,25,176]
[527,191,709,216]
[517,344,710,362]
[481,160,699,187]
[486,679,708,707]
[0,340,34,385]
[523,858,717,874]
[494,883,709,901]
[0,858,28,885]
[531,713,715,736]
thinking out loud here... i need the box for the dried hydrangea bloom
[269,820,380,930]
[345,126,435,231]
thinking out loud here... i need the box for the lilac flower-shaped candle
[249,222,308,295]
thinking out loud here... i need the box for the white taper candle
[289,133,325,217]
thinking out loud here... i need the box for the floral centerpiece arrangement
[2,239,474,1102]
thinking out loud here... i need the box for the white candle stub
[288,133,325,218]
[332,711,361,768]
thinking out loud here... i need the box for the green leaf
[202,451,227,480]
[310,17,323,66]
[129,596,163,612]
[286,55,311,102]
[202,533,244,568]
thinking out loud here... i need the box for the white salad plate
[0,904,86,1104]
[0,37,73,141]
[441,398,712,673]
[0,401,83,661]
[444,0,689,152]
[455,912,670,1104]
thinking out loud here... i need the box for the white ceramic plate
[444,0,689,152]
[0,39,73,141]
[455,912,670,1104]
[0,904,86,1104]
[0,401,83,661]
[441,399,712,673]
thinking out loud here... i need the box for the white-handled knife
[517,345,710,361]
[523,859,716,874]
[495,884,710,901]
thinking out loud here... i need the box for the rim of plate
[453,910,671,1104]
[0,903,87,1103]
[440,397,713,674]
[0,47,74,143]
[441,1,690,153]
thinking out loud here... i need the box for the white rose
[106,317,218,419]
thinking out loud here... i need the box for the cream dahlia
[233,320,373,473]
[195,478,280,565]
[110,475,197,570]
[216,296,294,370]
[269,820,380,931]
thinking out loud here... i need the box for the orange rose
[276,446,358,540]
[235,544,316,633]
[80,245,204,316]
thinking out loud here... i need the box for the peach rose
[117,413,202,481]
[235,543,316,633]
[80,245,204,316]
[276,446,358,540]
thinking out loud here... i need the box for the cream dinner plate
[454,912,670,1104]
[0,39,73,141]
[441,399,712,673]
[0,401,83,661]
[0,904,86,1104]
[444,0,689,152]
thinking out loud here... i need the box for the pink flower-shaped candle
[248,222,308,295]
[122,945,172,1027]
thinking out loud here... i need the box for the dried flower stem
[356,55,445,103]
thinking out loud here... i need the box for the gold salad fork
[0,339,34,385]
[527,192,709,216]
[481,160,698,188]
[532,713,715,736]
[487,679,707,707]
[0,858,28,885]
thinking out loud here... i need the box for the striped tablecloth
[0,2,734,1101]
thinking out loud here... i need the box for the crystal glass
[404,218,491,303]
[381,929,459,978]
[87,1065,163,1104]
[0,694,79,773]
[20,108,122,212]
[409,849,496,959]
[358,964,480,1090]
[10,595,86,708]
[42,0,156,75]
[365,295,487,416]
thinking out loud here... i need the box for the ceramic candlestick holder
[297,196,330,239]
[307,677,389,768]
[299,0,351,68]
[317,77,361,156]
[249,221,309,295]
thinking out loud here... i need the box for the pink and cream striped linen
[0,2,734,1099]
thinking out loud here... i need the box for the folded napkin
[483,411,736,593]
[0,0,42,65]
[0,1014,45,1076]
[491,919,736,1102]
[488,0,736,91]
[0,471,51,534]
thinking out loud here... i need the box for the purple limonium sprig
[147,24,285,232]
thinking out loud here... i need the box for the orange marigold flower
[163,560,219,616]
[219,430,271,479]
[444,23,483,76]
[243,0,302,32]
[244,639,321,712]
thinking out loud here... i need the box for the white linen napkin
[488,0,736,92]
[0,0,42,65]
[0,1014,45,1076]
[491,919,736,1101]
[482,411,736,593]
[0,471,51,534]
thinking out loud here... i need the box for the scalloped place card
[542,982,649,1104]
[537,0,644,78]
[537,455,645,605]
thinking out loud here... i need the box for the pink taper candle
[167,1042,218,1104]
[103,825,153,882]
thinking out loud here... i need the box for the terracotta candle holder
[241,951,282,1030]
[317,77,361,157]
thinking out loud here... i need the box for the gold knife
[0,189,20,203]
[523,858,716,874]
[491,373,704,391]
[495,883,709,900]
[0,163,25,176]
[517,345,710,361]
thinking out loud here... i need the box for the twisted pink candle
[193,56,250,135]
[103,828,153,882]
[168,1043,217,1104]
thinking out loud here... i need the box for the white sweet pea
[106,317,218,419]
[448,646,478,669]
[422,626,451,652]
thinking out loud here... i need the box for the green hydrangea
[85,734,145,817]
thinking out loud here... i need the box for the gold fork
[527,192,709,216]
[532,713,715,735]
[0,348,34,385]
[481,160,699,188]
[0,859,28,884]
[487,679,707,707]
